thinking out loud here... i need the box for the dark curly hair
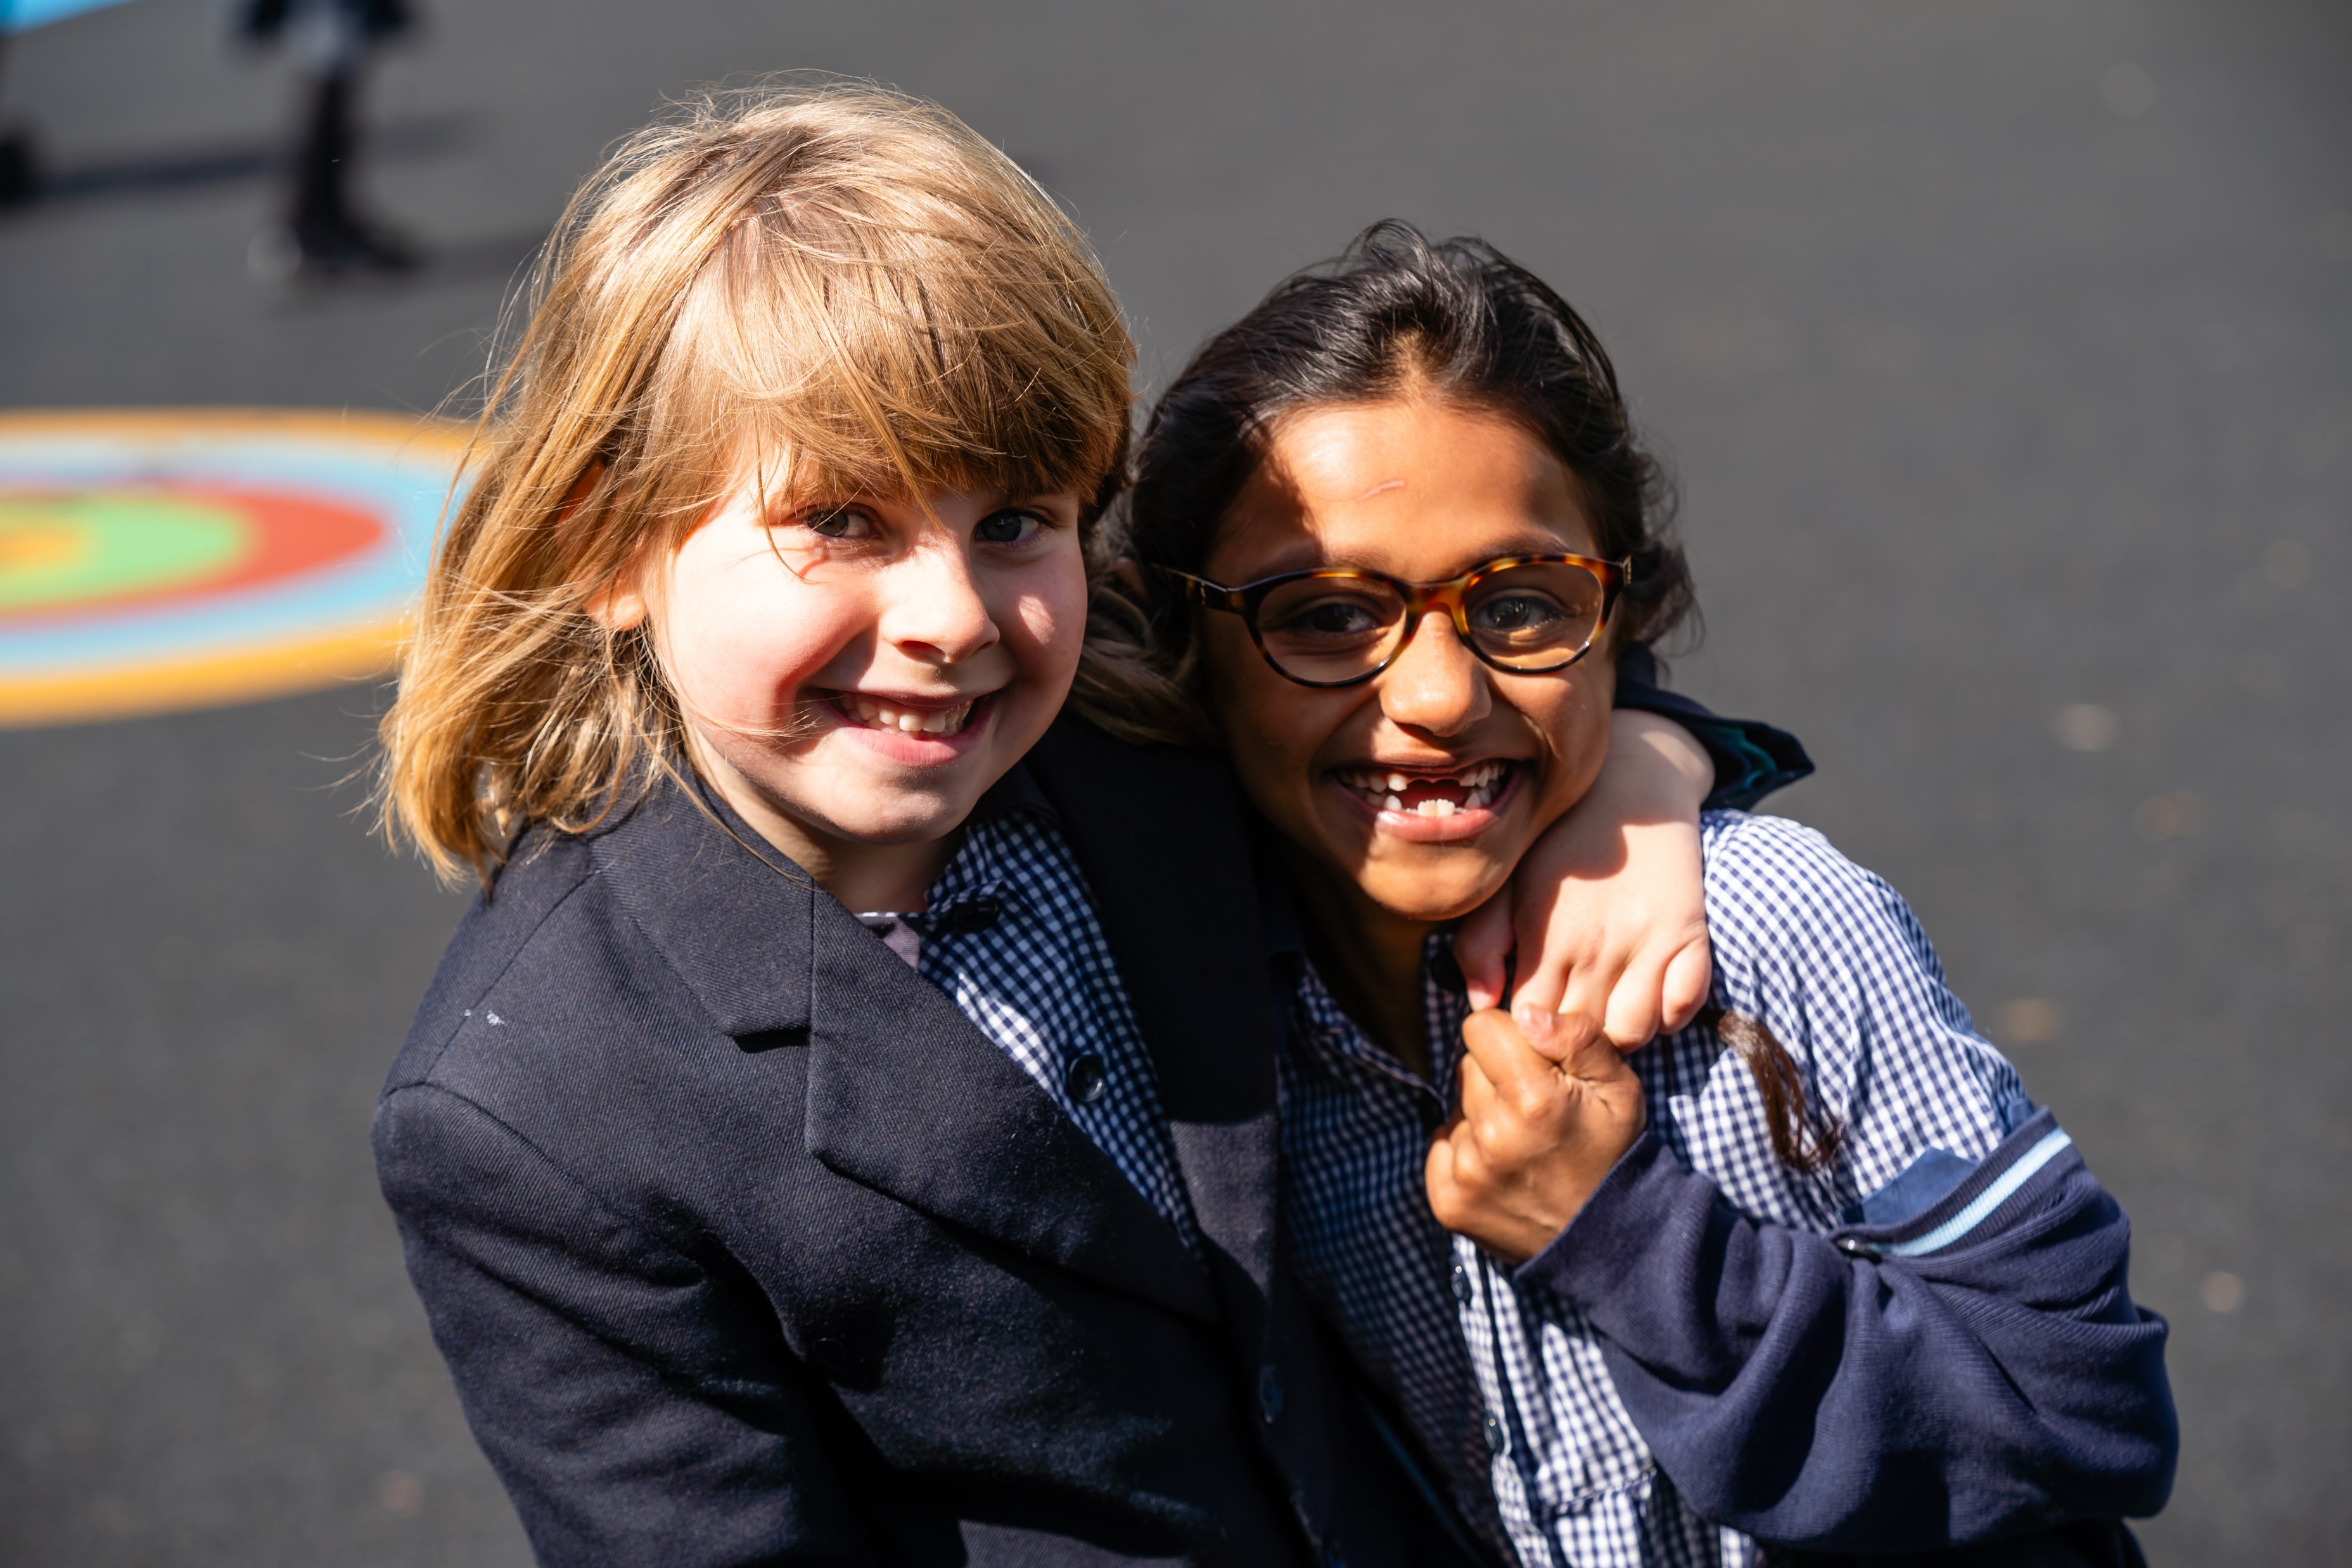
[1071,219,1696,746]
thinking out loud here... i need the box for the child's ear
[565,464,650,630]
[585,571,649,630]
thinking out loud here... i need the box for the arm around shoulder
[374,1083,876,1567]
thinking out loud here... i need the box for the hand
[1457,710,1713,1061]
[1426,1009,1650,1264]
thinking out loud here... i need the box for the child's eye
[975,509,1045,546]
[798,506,877,540]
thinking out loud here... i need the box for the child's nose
[1377,611,1491,736]
[881,540,1000,666]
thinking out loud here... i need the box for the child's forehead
[724,440,1089,509]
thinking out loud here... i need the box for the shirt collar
[909,763,1054,910]
[848,762,1058,923]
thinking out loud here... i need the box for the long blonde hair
[378,79,1134,887]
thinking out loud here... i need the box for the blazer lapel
[801,898,1216,1320]
[1027,720,1286,1313]
[600,775,1215,1322]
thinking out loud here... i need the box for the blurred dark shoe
[0,129,37,208]
[318,218,421,274]
[248,217,422,283]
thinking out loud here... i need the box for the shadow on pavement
[0,112,477,209]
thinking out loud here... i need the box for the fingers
[1660,938,1713,1035]
[1459,1009,1555,1108]
[1519,913,1711,1059]
[1500,907,1644,1062]
[1431,1017,1643,1263]
[1471,1004,1632,1093]
[1447,1063,1503,1144]
[1600,947,1668,1052]
[1498,788,1710,1060]
[1549,952,1620,1059]
[1556,1014,1642,1087]
[1507,961,1569,1057]
[1457,891,1514,1013]
[1505,927,1608,1062]
[1557,1022,1649,1150]
[1424,1119,1464,1222]
[1431,1066,1516,1232]
[1425,1111,1515,1249]
[1428,1048,1596,1266]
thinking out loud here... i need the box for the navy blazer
[375,720,1493,1568]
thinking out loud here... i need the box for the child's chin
[824,793,975,847]
[1357,861,1509,928]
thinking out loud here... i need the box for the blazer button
[1258,1364,1285,1424]
[1483,1412,1507,1455]
[1064,1054,1107,1105]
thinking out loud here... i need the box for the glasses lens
[1255,573,1407,684]
[1462,562,1606,668]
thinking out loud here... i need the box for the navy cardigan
[1519,1110,2174,1554]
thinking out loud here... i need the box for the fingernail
[1514,1003,1551,1043]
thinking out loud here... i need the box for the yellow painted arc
[0,406,474,456]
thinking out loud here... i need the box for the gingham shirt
[1279,812,2035,1568]
[866,799,1203,1258]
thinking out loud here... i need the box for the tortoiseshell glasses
[1157,552,1631,689]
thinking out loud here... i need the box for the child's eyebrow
[761,480,1082,521]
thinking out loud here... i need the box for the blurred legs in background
[0,31,36,206]
[243,0,418,279]
[287,61,414,271]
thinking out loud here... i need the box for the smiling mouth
[832,692,984,737]
[1334,760,1516,818]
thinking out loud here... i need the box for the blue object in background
[2,0,139,34]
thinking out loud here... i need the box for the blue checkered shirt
[867,803,1203,1258]
[1278,812,2035,1568]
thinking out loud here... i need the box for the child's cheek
[1526,673,1616,824]
[1008,566,1088,679]
[757,614,868,712]
[680,596,850,729]
[1010,592,1074,672]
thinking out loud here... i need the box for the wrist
[1512,1129,1677,1302]
[1606,710,1713,819]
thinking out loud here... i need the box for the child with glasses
[1081,221,2175,1567]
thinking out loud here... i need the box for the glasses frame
[1158,552,1632,689]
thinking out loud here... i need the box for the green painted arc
[0,492,253,615]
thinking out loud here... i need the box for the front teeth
[1345,760,1511,815]
[841,694,976,736]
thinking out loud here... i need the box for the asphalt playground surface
[3,2,2349,1562]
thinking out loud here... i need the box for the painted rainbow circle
[0,409,466,727]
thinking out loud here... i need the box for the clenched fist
[1425,1008,1649,1264]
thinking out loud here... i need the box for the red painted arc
[4,485,388,625]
